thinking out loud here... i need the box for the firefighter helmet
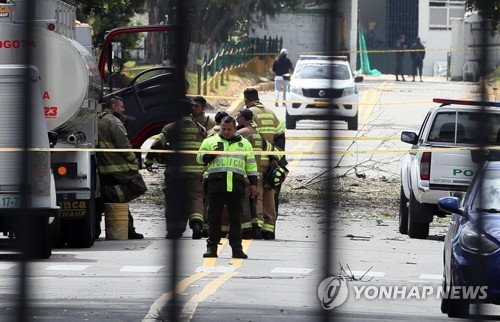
[265,164,289,189]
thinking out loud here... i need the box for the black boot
[242,229,253,240]
[252,224,262,239]
[203,246,218,258]
[191,221,202,240]
[232,247,248,259]
[128,230,144,239]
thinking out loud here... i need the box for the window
[429,0,466,30]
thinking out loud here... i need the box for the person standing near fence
[394,34,407,81]
[410,37,425,82]
[272,48,293,107]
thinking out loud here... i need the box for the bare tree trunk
[145,0,167,64]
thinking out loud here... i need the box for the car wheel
[398,186,409,234]
[285,111,296,130]
[347,113,358,131]
[408,191,431,239]
[447,272,469,318]
[440,269,449,314]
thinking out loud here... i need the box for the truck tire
[347,113,358,131]
[398,186,409,234]
[286,111,296,129]
[17,215,52,259]
[408,191,431,239]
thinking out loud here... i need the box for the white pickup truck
[400,98,500,239]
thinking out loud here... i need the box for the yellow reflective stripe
[241,222,253,229]
[261,223,275,232]
[166,165,205,173]
[221,225,229,232]
[227,171,233,192]
[189,213,204,223]
[98,163,139,174]
[208,167,246,176]
[114,185,126,203]
[246,170,258,176]
[180,142,202,149]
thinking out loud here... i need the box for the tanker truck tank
[0,22,101,140]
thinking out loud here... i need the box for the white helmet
[280,48,288,55]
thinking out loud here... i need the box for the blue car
[439,161,500,318]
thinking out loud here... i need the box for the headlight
[291,86,303,95]
[459,225,500,254]
[342,85,357,97]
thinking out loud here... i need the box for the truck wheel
[347,113,358,131]
[286,111,296,130]
[398,186,409,234]
[17,215,52,259]
[408,191,431,239]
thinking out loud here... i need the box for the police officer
[97,96,147,239]
[197,116,258,259]
[144,98,207,239]
[244,88,286,239]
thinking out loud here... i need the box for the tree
[66,0,147,48]
[151,0,303,71]
[465,0,500,35]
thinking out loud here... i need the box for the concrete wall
[249,3,358,71]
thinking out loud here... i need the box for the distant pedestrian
[272,48,293,107]
[395,34,407,81]
[410,37,425,82]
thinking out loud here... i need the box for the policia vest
[197,133,258,194]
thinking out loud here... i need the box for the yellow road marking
[143,272,210,321]
[179,272,239,320]
[228,239,252,267]
[286,140,317,173]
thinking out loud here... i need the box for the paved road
[1,76,496,321]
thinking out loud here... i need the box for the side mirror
[354,76,364,83]
[401,131,418,145]
[438,197,463,215]
[48,131,58,148]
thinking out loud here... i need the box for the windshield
[294,63,351,80]
[472,168,500,211]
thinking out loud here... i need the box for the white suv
[286,55,363,130]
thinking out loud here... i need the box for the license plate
[314,100,330,107]
[0,195,21,208]
[0,6,10,18]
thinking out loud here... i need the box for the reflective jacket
[236,120,277,169]
[247,101,285,149]
[145,116,207,174]
[197,133,258,194]
[97,109,138,175]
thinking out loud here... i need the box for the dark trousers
[207,192,244,249]
[412,60,423,77]
[395,55,404,78]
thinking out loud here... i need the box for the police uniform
[197,133,258,256]
[193,112,216,132]
[145,116,207,238]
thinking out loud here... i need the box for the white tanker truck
[0,0,177,258]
